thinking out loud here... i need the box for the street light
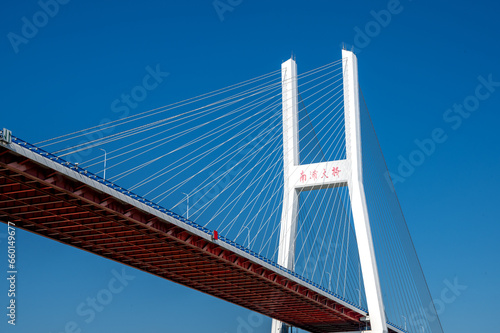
[355,288,362,306]
[325,272,332,291]
[242,226,251,248]
[182,192,189,219]
[99,148,107,180]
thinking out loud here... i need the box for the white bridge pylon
[271,50,388,333]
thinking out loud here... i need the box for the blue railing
[10,135,211,233]
[7,134,368,313]
[389,323,407,333]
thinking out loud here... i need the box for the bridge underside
[0,144,392,333]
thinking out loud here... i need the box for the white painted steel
[272,50,388,333]
[272,58,300,333]
[342,49,387,333]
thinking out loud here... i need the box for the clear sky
[1,1,500,332]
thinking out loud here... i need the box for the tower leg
[271,58,299,333]
[343,49,387,333]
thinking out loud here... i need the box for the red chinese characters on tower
[310,170,318,181]
[321,168,328,179]
[332,166,341,177]
[300,170,307,183]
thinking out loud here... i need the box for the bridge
[0,50,443,333]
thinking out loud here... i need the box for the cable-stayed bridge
[0,50,443,333]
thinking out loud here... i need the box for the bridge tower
[271,50,388,333]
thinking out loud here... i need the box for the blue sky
[1,0,500,332]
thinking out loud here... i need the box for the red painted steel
[0,145,398,333]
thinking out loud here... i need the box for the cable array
[37,61,359,297]
[35,56,444,332]
[360,90,444,333]
[276,59,366,310]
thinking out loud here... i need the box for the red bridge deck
[0,140,402,333]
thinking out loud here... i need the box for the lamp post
[355,288,362,306]
[99,148,107,180]
[182,192,189,219]
[325,272,332,291]
[242,226,251,247]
